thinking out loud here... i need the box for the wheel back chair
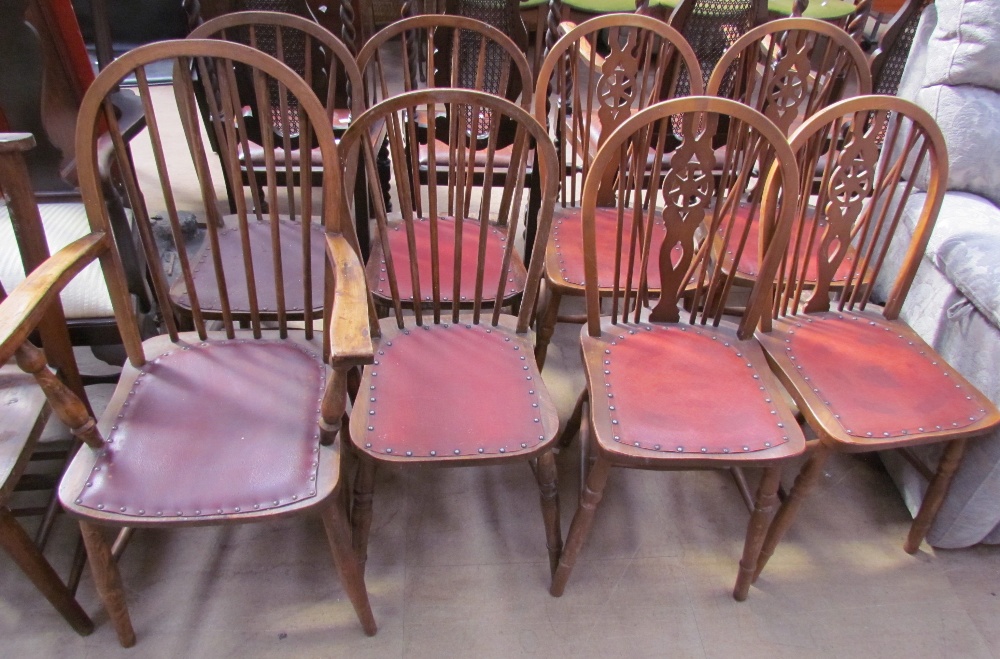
[751,96,1000,583]
[337,88,564,577]
[46,39,376,646]
[547,96,807,602]
[706,18,872,294]
[531,14,703,367]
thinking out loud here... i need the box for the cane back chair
[337,88,563,576]
[52,39,375,646]
[751,96,1000,584]
[532,14,702,366]
[869,0,932,97]
[548,97,807,602]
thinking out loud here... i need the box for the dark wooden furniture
[0,0,151,362]
[0,133,93,637]
[50,39,375,646]
[531,15,703,367]
[548,97,806,601]
[751,96,1000,583]
[870,0,931,96]
[665,0,768,99]
[337,88,564,577]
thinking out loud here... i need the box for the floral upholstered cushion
[934,231,1000,328]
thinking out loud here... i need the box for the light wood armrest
[0,233,108,364]
[325,232,374,368]
[0,133,35,154]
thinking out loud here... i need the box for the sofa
[873,0,1000,547]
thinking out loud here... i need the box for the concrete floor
[3,316,1000,657]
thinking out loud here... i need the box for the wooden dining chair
[531,14,702,366]
[0,133,93,637]
[187,10,371,253]
[49,39,375,646]
[547,97,807,602]
[336,88,563,577]
[751,96,1000,584]
[706,18,871,295]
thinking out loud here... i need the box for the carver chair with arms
[547,97,807,602]
[337,88,564,577]
[0,133,93,637]
[50,39,375,647]
[751,96,1000,583]
[532,14,703,366]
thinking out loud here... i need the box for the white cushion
[0,202,115,319]
[923,0,1000,90]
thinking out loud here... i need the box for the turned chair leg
[905,438,968,554]
[534,288,562,369]
[550,453,613,597]
[752,443,832,583]
[0,508,93,636]
[320,497,378,636]
[557,390,588,451]
[733,466,782,601]
[79,520,136,648]
[534,450,562,577]
[351,456,376,573]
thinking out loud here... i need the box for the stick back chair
[751,96,1000,584]
[548,97,807,602]
[531,14,702,367]
[337,88,564,577]
[0,133,93,637]
[51,39,375,646]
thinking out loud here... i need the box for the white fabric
[874,191,1000,547]
[922,0,1000,89]
[0,201,115,319]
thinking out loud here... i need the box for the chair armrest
[0,133,35,154]
[559,21,609,70]
[325,232,374,368]
[0,233,108,364]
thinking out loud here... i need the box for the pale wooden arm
[0,233,108,364]
[559,22,609,70]
[325,232,375,368]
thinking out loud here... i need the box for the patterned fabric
[935,232,1000,329]
[873,191,1000,548]
[912,84,1000,208]
[0,201,114,318]
[922,0,1000,90]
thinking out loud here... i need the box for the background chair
[531,14,703,366]
[869,0,931,96]
[0,0,153,367]
[547,97,806,602]
[51,39,375,647]
[0,132,93,638]
[187,10,370,252]
[751,96,1000,585]
[338,88,563,577]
